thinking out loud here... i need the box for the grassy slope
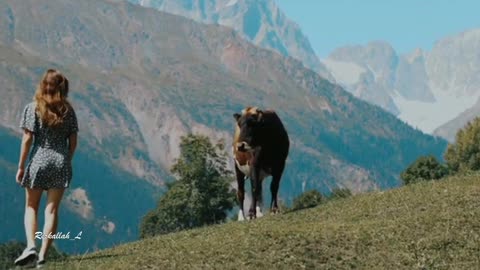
[48,173,480,269]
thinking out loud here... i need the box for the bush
[290,190,323,211]
[400,155,449,185]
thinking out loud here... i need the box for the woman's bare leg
[25,188,43,249]
[38,188,65,261]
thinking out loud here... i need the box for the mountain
[122,0,480,140]
[0,0,446,254]
[323,41,404,115]
[321,29,480,136]
[126,0,334,81]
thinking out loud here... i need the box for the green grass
[49,173,480,269]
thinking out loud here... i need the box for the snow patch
[365,64,378,81]
[226,0,238,7]
[392,89,480,133]
[322,59,366,85]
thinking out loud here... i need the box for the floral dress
[19,102,78,190]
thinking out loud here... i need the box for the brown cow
[233,107,289,220]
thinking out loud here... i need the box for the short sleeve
[68,107,79,135]
[19,103,37,133]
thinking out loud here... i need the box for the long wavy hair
[34,69,72,127]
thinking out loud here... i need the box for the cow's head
[233,107,264,152]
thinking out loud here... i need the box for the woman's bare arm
[18,130,33,169]
[16,129,33,183]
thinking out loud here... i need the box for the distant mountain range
[129,1,480,139]
[0,0,446,253]
[322,30,480,137]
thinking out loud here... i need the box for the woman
[14,69,78,268]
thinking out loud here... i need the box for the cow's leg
[270,161,286,214]
[249,164,262,220]
[235,165,246,221]
[256,176,264,218]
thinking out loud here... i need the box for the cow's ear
[233,113,241,121]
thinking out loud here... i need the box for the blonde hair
[34,69,72,127]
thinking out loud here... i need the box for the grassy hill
[47,173,480,269]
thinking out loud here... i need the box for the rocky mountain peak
[127,0,334,81]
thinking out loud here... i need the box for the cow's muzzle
[236,142,252,152]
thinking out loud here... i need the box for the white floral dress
[19,102,78,190]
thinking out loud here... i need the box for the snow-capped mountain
[322,29,480,134]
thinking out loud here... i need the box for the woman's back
[18,69,78,190]
[21,102,78,154]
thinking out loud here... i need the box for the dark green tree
[444,117,480,173]
[400,155,448,185]
[290,190,323,212]
[140,134,236,238]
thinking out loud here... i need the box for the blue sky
[275,0,480,58]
